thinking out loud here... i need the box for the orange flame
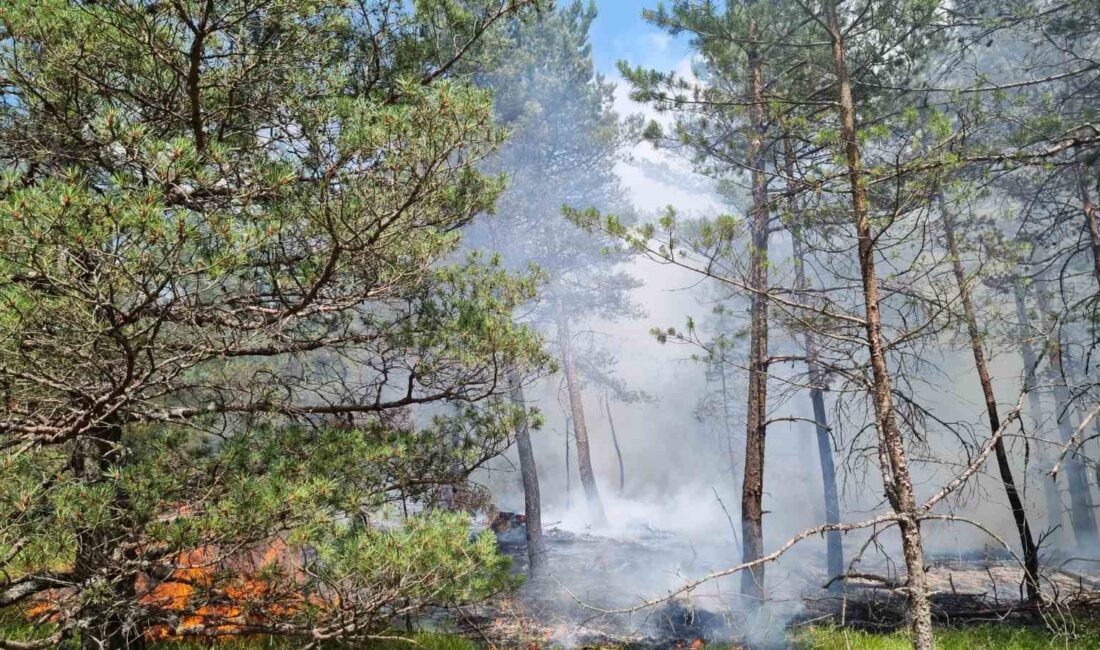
[27,537,323,643]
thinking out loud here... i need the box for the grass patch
[356,633,480,650]
[6,605,1100,650]
[790,623,1100,649]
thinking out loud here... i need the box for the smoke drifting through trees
[3,1,1100,650]
[565,1,1100,648]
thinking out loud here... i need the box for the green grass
[790,623,1100,649]
[6,605,1100,650]
[357,633,479,650]
[132,624,1100,649]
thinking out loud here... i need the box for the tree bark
[940,199,1040,601]
[1076,161,1100,286]
[718,361,742,502]
[792,235,845,588]
[72,425,146,650]
[822,3,933,647]
[1013,284,1067,542]
[564,416,572,510]
[557,313,607,524]
[1047,329,1099,547]
[508,369,549,577]
[739,13,771,605]
[784,137,844,588]
[602,396,626,495]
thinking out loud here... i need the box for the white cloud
[606,55,723,218]
[645,31,672,53]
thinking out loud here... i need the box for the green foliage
[0,604,482,649]
[0,0,549,646]
[791,624,1100,650]
[466,1,643,405]
[470,1,641,325]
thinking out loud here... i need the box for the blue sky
[579,2,724,220]
[589,2,690,76]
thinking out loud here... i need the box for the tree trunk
[602,396,626,495]
[1048,332,1099,547]
[564,416,572,510]
[793,235,844,588]
[557,313,607,524]
[508,369,549,577]
[808,372,845,588]
[1034,288,1099,547]
[784,137,844,588]
[72,425,146,650]
[1076,161,1100,286]
[1013,284,1067,542]
[739,13,771,605]
[940,199,1040,601]
[718,360,741,502]
[822,3,933,647]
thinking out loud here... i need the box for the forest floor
[452,523,1100,648]
[6,526,1100,648]
[789,624,1100,649]
[4,607,1100,648]
[166,624,1100,648]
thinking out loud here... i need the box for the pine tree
[0,1,548,647]
[473,1,641,526]
[620,0,843,602]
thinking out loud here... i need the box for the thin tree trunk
[940,199,1040,601]
[1048,331,1099,547]
[564,415,572,511]
[822,3,933,647]
[1076,161,1100,285]
[508,369,548,577]
[557,313,607,524]
[1014,284,1067,541]
[602,396,626,495]
[1035,289,1099,547]
[739,12,771,604]
[793,234,844,588]
[784,137,844,588]
[807,367,845,588]
[72,425,146,650]
[719,359,741,502]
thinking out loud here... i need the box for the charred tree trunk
[508,369,549,577]
[739,13,771,604]
[823,3,933,647]
[602,396,626,495]
[72,424,146,650]
[1014,284,1068,541]
[784,138,844,588]
[557,313,607,525]
[940,200,1040,601]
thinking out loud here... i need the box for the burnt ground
[448,525,1100,649]
[452,526,744,648]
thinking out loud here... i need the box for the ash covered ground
[449,515,1100,649]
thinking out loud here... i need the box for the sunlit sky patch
[590,2,690,73]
